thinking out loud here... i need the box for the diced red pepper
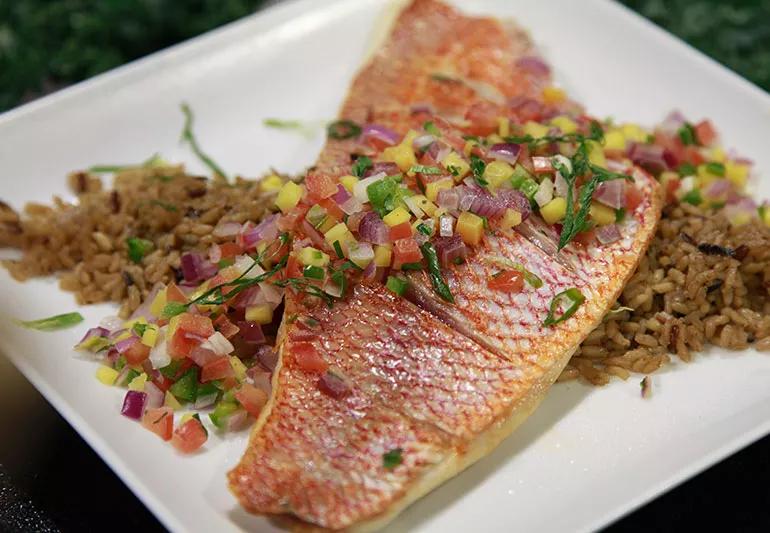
[177,313,214,338]
[151,372,173,393]
[292,342,327,373]
[389,221,413,241]
[683,146,706,166]
[285,255,302,279]
[277,204,309,232]
[168,329,197,359]
[318,198,345,222]
[306,173,339,199]
[213,314,240,339]
[218,242,243,260]
[201,356,235,383]
[392,238,422,269]
[171,417,208,453]
[694,120,717,146]
[165,283,187,304]
[234,383,269,418]
[141,407,174,441]
[124,341,150,366]
[625,186,645,212]
[573,229,596,247]
[487,270,525,293]
[665,178,681,203]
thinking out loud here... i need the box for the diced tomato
[278,204,310,232]
[463,101,499,136]
[220,376,239,390]
[201,357,235,383]
[625,186,645,213]
[665,178,681,203]
[389,221,413,241]
[141,407,174,441]
[683,146,705,166]
[694,120,717,146]
[487,270,524,293]
[151,372,173,393]
[178,313,214,338]
[165,283,187,304]
[292,342,327,373]
[124,341,150,366]
[234,383,269,418]
[306,172,339,199]
[318,198,345,222]
[509,97,545,124]
[392,238,422,269]
[168,328,197,359]
[285,255,302,279]
[573,229,596,247]
[188,345,220,367]
[213,314,240,339]
[218,242,243,260]
[171,417,208,453]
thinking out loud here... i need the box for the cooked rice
[563,202,770,385]
[0,165,286,318]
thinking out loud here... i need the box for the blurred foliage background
[0,0,768,112]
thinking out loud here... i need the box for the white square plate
[2,1,770,531]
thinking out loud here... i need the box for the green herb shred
[423,121,441,136]
[543,288,585,327]
[352,155,373,177]
[126,237,154,263]
[469,154,487,187]
[383,448,403,470]
[180,102,229,180]
[16,312,84,331]
[420,242,454,303]
[327,119,362,140]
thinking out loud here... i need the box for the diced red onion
[258,282,284,305]
[201,331,234,356]
[349,242,374,267]
[594,180,626,209]
[361,124,399,146]
[247,367,272,396]
[300,219,326,248]
[488,143,521,165]
[105,348,120,366]
[704,179,732,198]
[413,134,436,151]
[659,110,686,135]
[99,315,124,333]
[121,390,147,420]
[456,185,531,219]
[436,188,460,210]
[224,409,249,431]
[189,345,219,367]
[238,321,266,344]
[332,184,351,204]
[208,243,222,264]
[180,252,218,283]
[231,286,261,309]
[516,56,551,77]
[627,142,669,174]
[213,221,241,238]
[439,215,454,237]
[532,156,554,174]
[435,145,451,163]
[596,224,622,244]
[194,390,219,409]
[144,381,164,409]
[323,278,344,298]
[76,327,109,348]
[362,259,377,280]
[239,214,279,249]
[357,212,390,245]
[534,178,554,208]
[410,103,434,115]
[318,370,351,399]
[554,171,569,198]
[340,196,363,215]
[115,335,139,354]
[433,235,467,267]
[130,283,164,320]
[364,163,399,178]
[149,328,170,369]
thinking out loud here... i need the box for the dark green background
[0,0,768,113]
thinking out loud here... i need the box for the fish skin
[229,0,663,529]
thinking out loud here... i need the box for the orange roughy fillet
[229,0,663,530]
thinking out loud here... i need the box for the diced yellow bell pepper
[425,178,453,202]
[497,116,510,137]
[524,121,549,139]
[542,86,566,105]
[382,130,418,172]
[339,175,358,192]
[443,151,470,181]
[230,356,248,382]
[411,194,437,217]
[486,133,504,144]
[603,130,626,151]
[245,304,273,325]
[709,147,726,163]
[586,140,607,167]
[318,217,337,234]
[374,244,393,267]
[298,246,330,267]
[483,161,515,190]
[457,212,484,245]
[550,115,577,134]
[731,212,753,226]
[141,324,158,348]
[324,222,354,247]
[260,174,283,192]
[696,164,722,188]
[123,316,147,330]
[500,209,523,230]
[149,288,168,318]
[128,372,148,392]
[590,202,616,226]
[164,391,182,410]
[383,206,411,227]
[621,123,647,143]
[463,140,478,158]
[95,365,119,386]
[540,197,568,225]
[725,161,749,189]
[180,413,194,425]
[761,207,770,227]
[275,181,304,213]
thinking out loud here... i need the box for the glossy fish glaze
[229,0,662,529]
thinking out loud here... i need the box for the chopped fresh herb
[327,119,362,140]
[408,165,443,175]
[607,305,635,315]
[420,242,454,303]
[180,103,229,180]
[645,134,656,144]
[262,118,318,137]
[330,269,347,297]
[640,376,652,399]
[88,153,162,174]
[386,275,409,296]
[469,154,487,187]
[615,207,627,223]
[681,189,703,206]
[400,262,423,271]
[367,175,412,217]
[423,121,441,136]
[274,277,336,307]
[677,122,697,146]
[149,199,177,212]
[352,155,373,178]
[332,240,344,259]
[543,288,585,327]
[114,356,127,372]
[16,312,84,331]
[126,237,154,263]
[462,135,481,143]
[677,162,697,176]
[705,162,725,176]
[416,223,432,236]
[132,323,148,337]
[505,121,604,150]
[162,301,188,319]
[339,259,362,271]
[217,258,234,269]
[447,165,460,177]
[430,72,457,82]
[302,265,325,280]
[383,448,403,470]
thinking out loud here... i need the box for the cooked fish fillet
[229,0,663,530]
